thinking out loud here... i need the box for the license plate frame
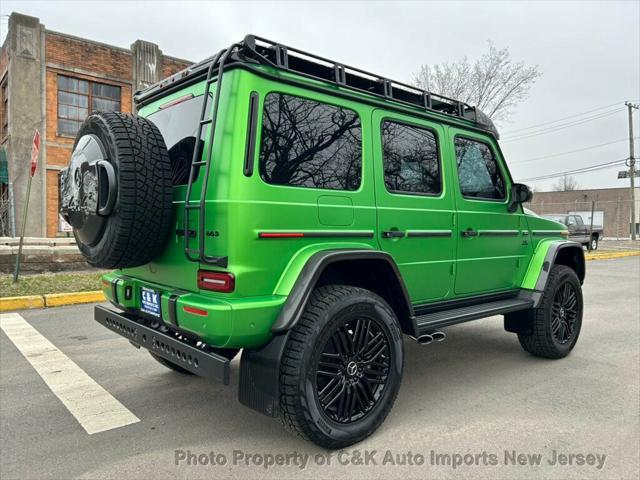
[140,286,162,318]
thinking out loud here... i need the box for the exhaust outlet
[417,334,434,345]
[431,331,446,342]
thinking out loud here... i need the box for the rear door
[372,110,455,303]
[448,128,530,295]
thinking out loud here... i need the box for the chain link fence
[526,198,639,240]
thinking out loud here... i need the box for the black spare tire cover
[59,112,173,268]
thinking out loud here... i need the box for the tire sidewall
[294,291,404,447]
[543,267,583,354]
[590,237,598,250]
[73,115,123,264]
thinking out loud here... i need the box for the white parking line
[0,312,140,434]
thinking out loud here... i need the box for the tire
[279,285,404,449]
[518,265,583,359]
[149,348,238,375]
[590,235,598,251]
[59,112,173,268]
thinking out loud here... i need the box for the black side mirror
[508,183,533,212]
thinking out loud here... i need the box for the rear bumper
[95,305,230,384]
[101,272,285,349]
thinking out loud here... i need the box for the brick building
[527,186,640,239]
[0,12,192,237]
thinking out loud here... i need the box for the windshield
[147,93,209,185]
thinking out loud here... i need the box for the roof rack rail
[134,34,499,138]
[241,34,480,125]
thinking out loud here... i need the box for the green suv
[59,35,585,448]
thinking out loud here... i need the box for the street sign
[59,214,73,232]
[617,169,639,179]
[30,130,41,176]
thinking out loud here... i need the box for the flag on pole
[30,130,41,177]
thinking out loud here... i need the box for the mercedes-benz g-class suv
[59,35,585,448]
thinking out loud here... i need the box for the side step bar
[415,298,533,336]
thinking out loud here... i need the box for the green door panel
[372,110,455,303]
[447,127,532,295]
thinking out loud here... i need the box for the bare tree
[412,42,542,122]
[552,175,580,191]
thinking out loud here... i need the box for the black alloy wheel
[551,282,579,345]
[315,317,391,424]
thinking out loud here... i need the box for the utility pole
[626,102,639,240]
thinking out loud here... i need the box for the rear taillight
[197,270,235,293]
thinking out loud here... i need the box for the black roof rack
[134,35,499,138]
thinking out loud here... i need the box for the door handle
[461,228,478,238]
[382,230,405,238]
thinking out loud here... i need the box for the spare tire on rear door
[59,112,173,269]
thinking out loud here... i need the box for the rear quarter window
[259,93,362,191]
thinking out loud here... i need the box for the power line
[501,108,624,142]
[502,102,622,135]
[510,137,639,164]
[517,158,628,182]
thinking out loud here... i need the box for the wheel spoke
[318,360,341,370]
[337,328,353,355]
[345,385,357,421]
[362,334,385,359]
[322,381,345,409]
[331,335,346,355]
[351,319,363,353]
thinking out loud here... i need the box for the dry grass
[1,270,107,297]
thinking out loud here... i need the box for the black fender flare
[271,249,414,334]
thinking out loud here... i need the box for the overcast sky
[2,0,639,191]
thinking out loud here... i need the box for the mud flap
[238,332,290,417]
[504,309,535,335]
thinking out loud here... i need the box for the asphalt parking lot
[1,257,639,480]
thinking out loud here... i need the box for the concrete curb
[585,251,640,261]
[1,251,638,312]
[1,291,105,312]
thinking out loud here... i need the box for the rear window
[147,93,208,185]
[381,120,441,195]
[259,93,362,191]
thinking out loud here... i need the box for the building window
[454,136,506,200]
[1,77,7,141]
[259,93,362,191]
[57,75,121,136]
[381,120,441,195]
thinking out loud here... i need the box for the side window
[381,121,441,195]
[259,93,362,191]
[574,216,584,227]
[454,137,506,200]
[567,216,577,226]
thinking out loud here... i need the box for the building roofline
[162,53,193,65]
[46,29,132,54]
[45,29,193,64]
[533,186,640,194]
